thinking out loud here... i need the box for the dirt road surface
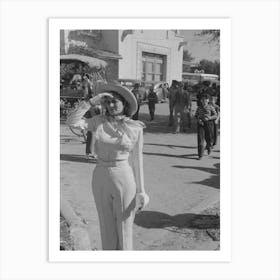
[60,102,220,250]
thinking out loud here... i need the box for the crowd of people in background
[62,71,220,160]
[128,78,220,160]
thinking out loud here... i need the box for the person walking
[167,80,179,126]
[195,93,217,159]
[66,82,149,250]
[181,83,192,131]
[147,85,158,121]
[162,83,169,101]
[210,94,220,147]
[132,83,141,120]
[173,82,186,133]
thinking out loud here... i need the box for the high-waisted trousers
[92,160,137,250]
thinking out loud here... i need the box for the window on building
[142,52,166,82]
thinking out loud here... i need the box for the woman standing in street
[66,82,149,250]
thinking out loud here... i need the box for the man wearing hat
[168,80,180,126]
[147,84,158,121]
[66,81,149,250]
[131,83,141,120]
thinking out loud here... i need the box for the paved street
[60,102,220,250]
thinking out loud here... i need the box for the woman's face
[103,93,125,116]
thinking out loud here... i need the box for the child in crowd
[195,93,217,159]
[210,95,220,147]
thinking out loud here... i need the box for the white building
[61,30,185,85]
[118,30,184,84]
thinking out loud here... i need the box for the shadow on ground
[143,151,198,160]
[60,137,85,145]
[172,163,220,189]
[139,112,197,134]
[60,154,97,164]
[135,210,219,229]
[144,143,196,149]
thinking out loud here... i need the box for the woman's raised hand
[89,92,114,106]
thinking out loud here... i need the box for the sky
[179,30,220,63]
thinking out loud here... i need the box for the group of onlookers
[69,73,94,99]
[63,71,220,160]
[167,80,192,133]
[130,83,159,122]
[60,72,96,118]
[129,79,220,160]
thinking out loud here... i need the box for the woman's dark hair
[105,91,130,117]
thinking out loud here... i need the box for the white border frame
[49,18,231,262]
[1,0,279,278]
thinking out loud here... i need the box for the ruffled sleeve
[66,101,100,132]
[65,101,90,130]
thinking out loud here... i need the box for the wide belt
[96,159,129,167]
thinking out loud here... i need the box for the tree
[182,50,195,72]
[183,49,194,62]
[199,30,220,42]
[197,59,220,76]
[196,30,220,50]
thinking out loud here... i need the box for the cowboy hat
[97,81,138,116]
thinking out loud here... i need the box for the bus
[182,72,219,86]
[182,72,220,101]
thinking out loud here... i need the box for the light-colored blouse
[87,115,134,161]
[85,115,145,194]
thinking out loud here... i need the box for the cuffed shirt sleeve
[130,128,145,194]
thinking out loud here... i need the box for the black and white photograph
[1,0,280,279]
[57,27,224,253]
